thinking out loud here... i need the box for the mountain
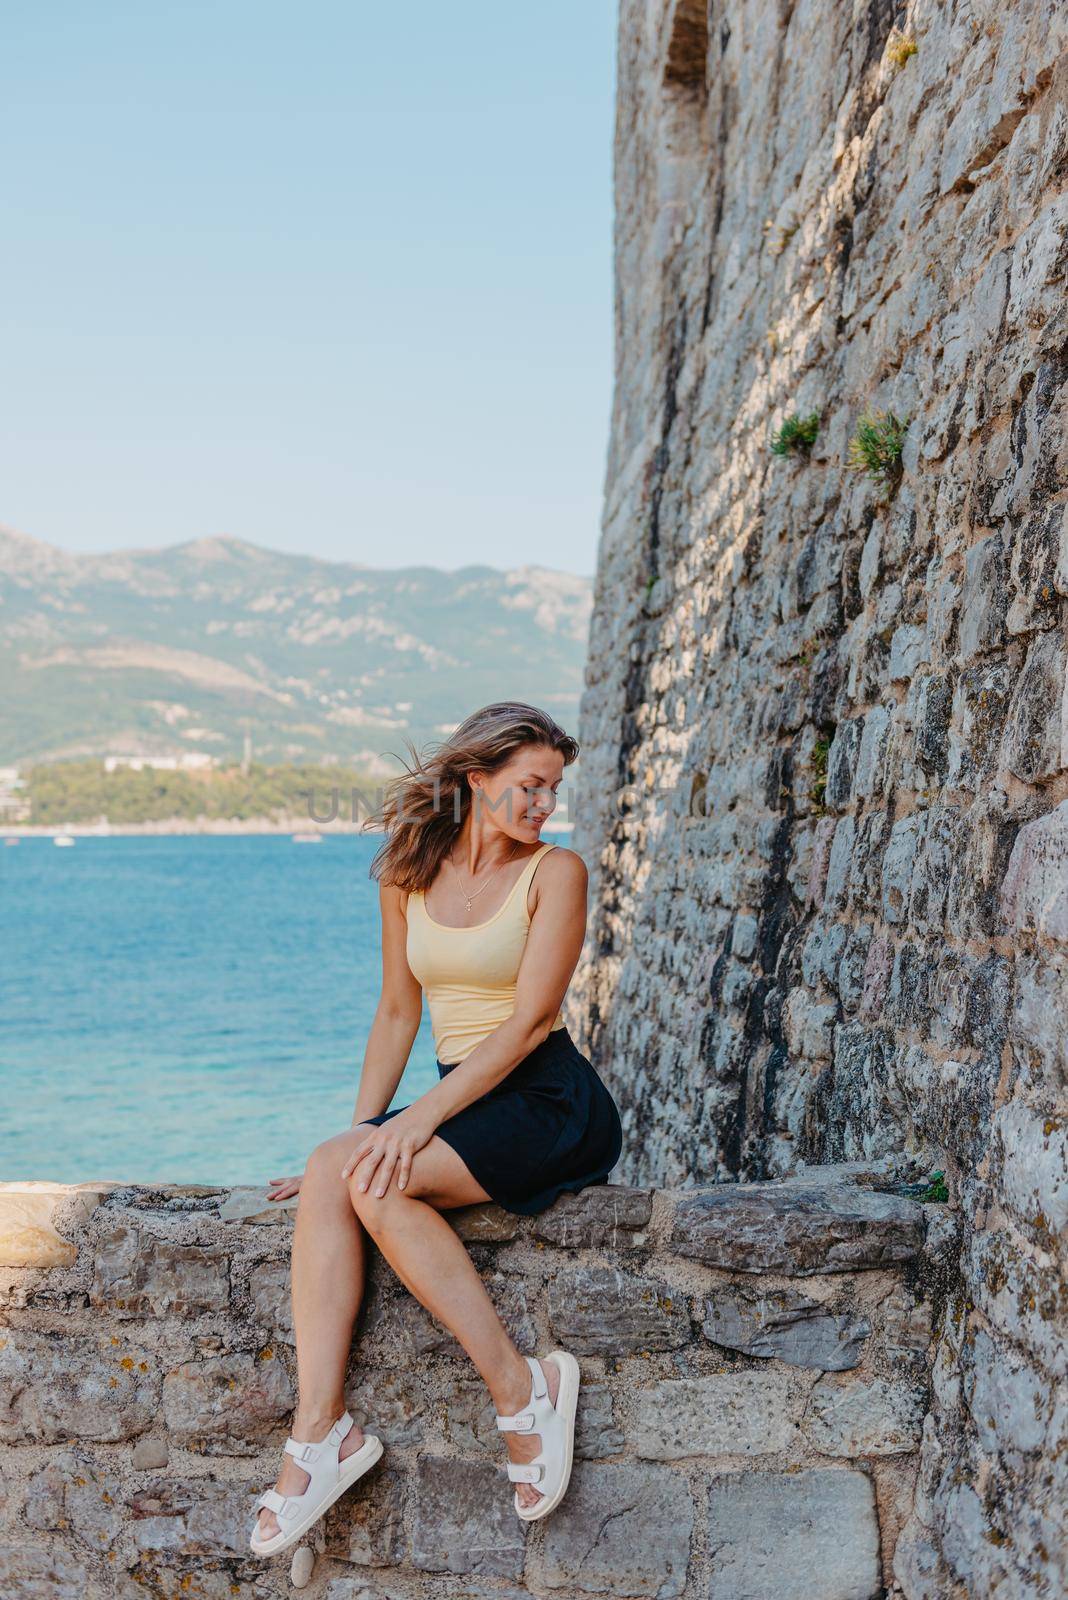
[0,526,593,769]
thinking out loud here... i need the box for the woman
[250,702,623,1558]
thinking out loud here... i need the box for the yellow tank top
[405,840,567,1065]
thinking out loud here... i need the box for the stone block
[380,1273,535,1359]
[248,1258,292,1341]
[0,1183,116,1269]
[670,1179,924,1275]
[448,1203,520,1242]
[533,1184,653,1249]
[803,1374,926,1456]
[963,1326,1050,1464]
[91,1223,230,1317]
[0,1331,159,1444]
[881,812,925,925]
[826,717,863,809]
[410,1457,525,1578]
[1000,627,1066,783]
[1010,949,1068,1090]
[162,1351,294,1453]
[705,1469,880,1600]
[630,1372,799,1459]
[125,1477,259,1556]
[1000,799,1068,943]
[971,1229,1068,1379]
[322,1464,406,1566]
[539,1460,692,1596]
[347,1368,425,1446]
[992,1100,1068,1236]
[702,1284,871,1370]
[548,1265,691,1354]
[218,1186,296,1225]
[0,1545,89,1600]
[957,535,1008,662]
[23,1450,124,1547]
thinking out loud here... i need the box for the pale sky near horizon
[3,2,616,576]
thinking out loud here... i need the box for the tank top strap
[407,840,557,927]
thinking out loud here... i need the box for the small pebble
[290,1546,315,1588]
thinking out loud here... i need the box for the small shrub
[886,28,918,69]
[809,735,831,812]
[771,411,820,457]
[847,409,909,483]
[919,1169,949,1203]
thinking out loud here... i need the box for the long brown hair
[365,701,579,892]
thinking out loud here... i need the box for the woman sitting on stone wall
[249,701,623,1557]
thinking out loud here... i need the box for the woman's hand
[265,1173,303,1200]
[340,1108,438,1198]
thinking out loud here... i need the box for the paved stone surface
[538,1460,693,1597]
[702,1284,871,1370]
[670,1181,924,1275]
[705,1470,881,1599]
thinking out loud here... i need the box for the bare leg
[350,1136,562,1511]
[255,1125,379,1541]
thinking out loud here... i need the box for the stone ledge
[0,1172,940,1598]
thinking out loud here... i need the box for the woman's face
[471,743,565,840]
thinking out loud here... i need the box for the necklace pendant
[465,899,472,911]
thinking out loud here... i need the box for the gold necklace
[449,841,521,913]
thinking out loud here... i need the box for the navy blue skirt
[360,1026,623,1216]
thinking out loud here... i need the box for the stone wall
[569,2,1068,1596]
[1,1171,940,1599]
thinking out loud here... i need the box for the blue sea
[1,833,494,1185]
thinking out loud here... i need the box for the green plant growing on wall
[847,409,909,483]
[919,1169,949,1202]
[886,28,918,69]
[809,735,831,813]
[771,411,820,457]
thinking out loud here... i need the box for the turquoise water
[1,834,463,1185]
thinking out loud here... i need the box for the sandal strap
[507,1460,545,1484]
[495,1408,536,1433]
[256,1487,289,1514]
[496,1356,554,1433]
[283,1410,354,1462]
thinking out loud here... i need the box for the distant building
[103,753,215,773]
[0,767,30,823]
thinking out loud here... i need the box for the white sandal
[494,1350,580,1522]
[248,1410,383,1557]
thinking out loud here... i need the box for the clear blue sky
[3,1,616,574]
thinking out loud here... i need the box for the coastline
[2,817,575,839]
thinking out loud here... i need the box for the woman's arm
[345,849,589,1196]
[350,880,423,1125]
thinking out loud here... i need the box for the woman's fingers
[352,1144,386,1192]
[341,1137,374,1181]
[372,1149,399,1198]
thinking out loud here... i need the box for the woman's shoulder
[531,842,588,897]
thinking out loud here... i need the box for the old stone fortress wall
[2,2,1066,1599]
[569,0,1068,1597]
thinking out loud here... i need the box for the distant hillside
[0,526,592,766]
